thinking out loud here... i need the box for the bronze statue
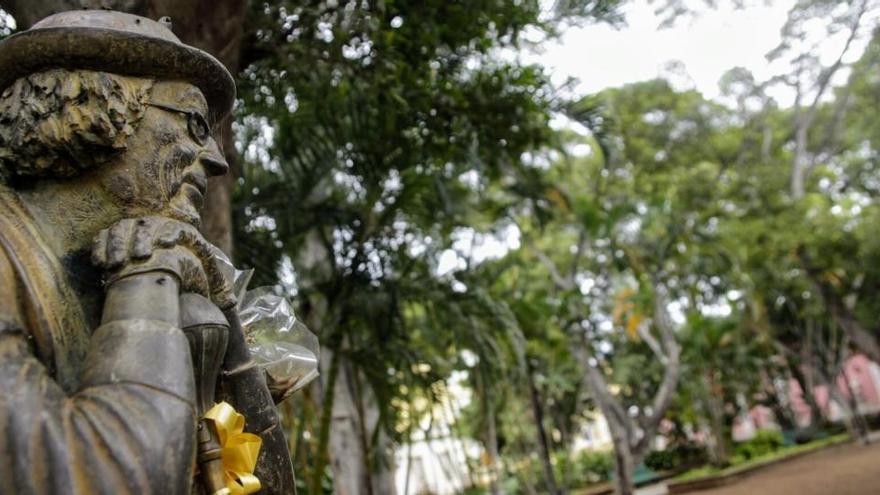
[0,10,295,494]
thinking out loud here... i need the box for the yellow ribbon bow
[204,402,263,495]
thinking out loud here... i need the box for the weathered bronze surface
[0,10,294,494]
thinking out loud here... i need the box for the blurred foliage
[559,450,614,485]
[645,442,708,472]
[734,430,784,461]
[230,0,880,490]
[230,0,623,493]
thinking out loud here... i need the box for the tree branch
[633,282,681,455]
[637,324,668,366]
[804,0,868,125]
[798,247,880,362]
[568,228,588,285]
[532,245,575,291]
[572,333,629,430]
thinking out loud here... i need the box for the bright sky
[532,0,798,102]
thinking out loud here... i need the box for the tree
[766,0,878,200]
[676,314,771,465]
[477,250,594,494]
[549,79,751,492]
[577,284,680,495]
[723,0,880,365]
[233,1,623,493]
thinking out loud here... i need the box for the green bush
[791,426,827,445]
[644,442,708,472]
[735,430,784,460]
[674,442,709,467]
[508,450,613,493]
[644,450,676,471]
[575,450,614,484]
[554,450,613,487]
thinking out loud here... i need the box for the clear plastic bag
[233,269,320,399]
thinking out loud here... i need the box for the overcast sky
[531,0,800,103]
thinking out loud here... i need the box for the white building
[395,435,483,495]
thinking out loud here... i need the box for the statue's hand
[92,217,235,308]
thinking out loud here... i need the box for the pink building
[788,354,880,426]
[733,354,880,440]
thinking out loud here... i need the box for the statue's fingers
[190,238,214,261]
[91,228,109,267]
[177,227,218,267]
[178,251,210,297]
[203,255,235,309]
[175,231,235,308]
[106,219,134,268]
[210,282,236,310]
[175,223,204,248]
[131,218,153,259]
[156,220,183,248]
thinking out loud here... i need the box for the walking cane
[181,293,230,495]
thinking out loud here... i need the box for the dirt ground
[689,441,880,495]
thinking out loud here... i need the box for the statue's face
[100,80,228,226]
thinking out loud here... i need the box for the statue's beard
[162,145,206,227]
[101,143,205,226]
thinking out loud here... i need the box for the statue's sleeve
[0,252,197,494]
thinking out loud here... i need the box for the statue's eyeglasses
[146,102,212,146]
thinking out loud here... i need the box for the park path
[686,440,880,495]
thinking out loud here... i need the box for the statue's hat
[0,10,235,121]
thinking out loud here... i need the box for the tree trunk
[766,368,797,431]
[580,350,637,494]
[402,430,413,495]
[791,121,809,200]
[799,249,880,364]
[839,367,870,443]
[486,408,503,495]
[788,355,826,428]
[204,132,236,255]
[362,378,398,495]
[820,288,880,363]
[611,440,636,495]
[827,378,867,442]
[703,371,729,465]
[301,226,398,495]
[527,365,563,495]
[0,0,246,255]
[314,345,397,495]
[324,350,372,495]
[787,0,868,201]
[476,366,505,495]
[573,281,681,495]
[486,397,504,495]
[759,367,796,431]
[765,390,796,431]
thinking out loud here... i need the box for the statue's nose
[200,139,229,177]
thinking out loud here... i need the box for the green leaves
[222,0,880,490]
[230,2,626,490]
